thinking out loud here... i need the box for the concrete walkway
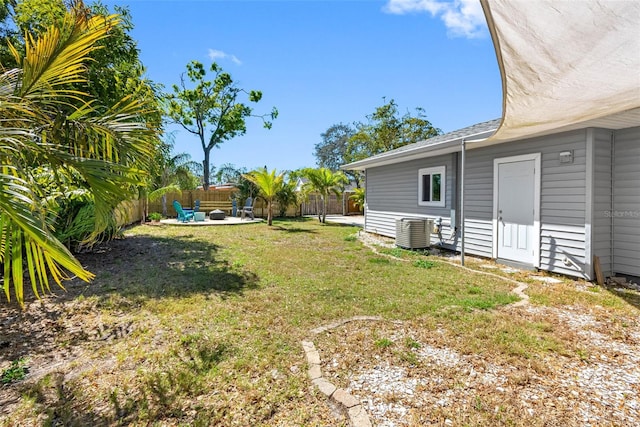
[160,215,362,227]
[308,215,365,227]
[160,217,263,226]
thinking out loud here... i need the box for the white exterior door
[494,155,540,265]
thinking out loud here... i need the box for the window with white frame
[418,166,445,207]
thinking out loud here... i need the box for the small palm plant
[243,167,285,226]
[148,212,162,222]
[301,168,349,223]
[349,188,365,212]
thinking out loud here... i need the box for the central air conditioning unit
[395,218,433,249]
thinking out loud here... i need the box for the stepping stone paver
[312,377,336,397]
[302,317,377,427]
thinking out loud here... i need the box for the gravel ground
[316,232,640,426]
[333,304,639,426]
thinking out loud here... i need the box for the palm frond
[149,184,182,202]
[14,10,119,98]
[0,3,159,307]
[0,173,93,304]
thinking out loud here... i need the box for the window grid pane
[418,166,445,207]
[432,174,441,202]
[422,174,431,202]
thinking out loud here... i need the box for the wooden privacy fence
[118,189,362,222]
[115,199,143,226]
[298,193,351,216]
[149,189,236,216]
[299,192,361,216]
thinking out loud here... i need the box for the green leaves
[244,168,285,200]
[0,1,160,307]
[249,90,262,102]
[345,98,441,163]
[243,167,285,226]
[315,123,355,171]
[349,187,366,211]
[0,358,29,384]
[166,60,277,189]
[301,168,349,223]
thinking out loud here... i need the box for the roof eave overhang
[341,128,497,171]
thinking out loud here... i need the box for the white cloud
[207,49,242,65]
[384,0,487,39]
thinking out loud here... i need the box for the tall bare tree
[166,61,277,190]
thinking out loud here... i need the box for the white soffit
[482,0,640,142]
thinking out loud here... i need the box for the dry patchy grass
[0,218,637,426]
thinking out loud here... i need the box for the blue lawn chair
[173,200,194,222]
[240,197,254,220]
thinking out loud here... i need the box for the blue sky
[103,0,502,173]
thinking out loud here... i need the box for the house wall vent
[395,218,433,249]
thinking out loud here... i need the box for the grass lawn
[0,218,637,426]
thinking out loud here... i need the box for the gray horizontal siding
[539,223,586,277]
[364,128,593,278]
[613,126,640,277]
[592,129,613,276]
[365,154,456,243]
[365,210,401,238]
[366,154,454,217]
[462,219,492,257]
[463,129,588,276]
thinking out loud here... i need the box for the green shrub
[54,201,121,251]
[413,259,436,269]
[1,358,29,384]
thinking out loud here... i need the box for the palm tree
[214,163,246,186]
[275,178,298,217]
[349,187,366,212]
[147,138,201,218]
[243,167,285,226]
[301,168,349,223]
[0,4,159,306]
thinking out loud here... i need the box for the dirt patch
[0,238,151,418]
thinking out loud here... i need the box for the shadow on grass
[606,287,640,311]
[0,232,253,424]
[269,217,319,234]
[0,233,258,365]
[12,372,122,427]
[322,222,356,227]
[271,225,318,234]
[272,216,313,224]
[73,234,259,302]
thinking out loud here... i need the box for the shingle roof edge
[341,118,501,170]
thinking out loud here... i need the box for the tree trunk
[161,194,168,217]
[322,194,327,223]
[202,149,211,190]
[315,195,321,222]
[141,194,147,224]
[267,200,273,226]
